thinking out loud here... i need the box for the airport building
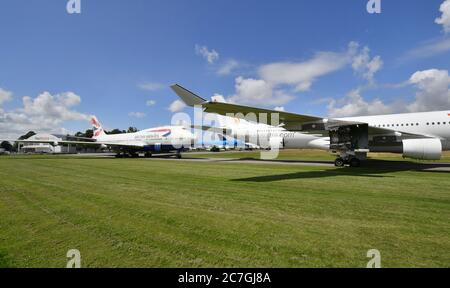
[20,134,77,154]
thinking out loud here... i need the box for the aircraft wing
[367,126,436,139]
[171,84,436,140]
[202,101,322,124]
[171,84,322,125]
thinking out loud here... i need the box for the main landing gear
[334,156,361,167]
[115,152,140,158]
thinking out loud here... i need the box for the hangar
[19,134,77,154]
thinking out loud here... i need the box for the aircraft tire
[334,157,345,167]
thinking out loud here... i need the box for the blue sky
[1,0,450,137]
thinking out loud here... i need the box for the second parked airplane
[7,116,196,158]
[171,84,450,167]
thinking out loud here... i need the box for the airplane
[171,84,450,167]
[4,116,196,158]
[195,131,258,150]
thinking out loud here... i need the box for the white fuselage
[95,126,194,150]
[339,110,450,150]
[220,110,450,152]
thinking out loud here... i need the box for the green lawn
[187,149,450,162]
[0,151,449,267]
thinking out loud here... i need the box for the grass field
[189,149,450,162]
[0,150,449,267]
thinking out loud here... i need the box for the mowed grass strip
[0,154,449,267]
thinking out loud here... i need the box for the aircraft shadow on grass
[0,251,13,268]
[228,158,450,182]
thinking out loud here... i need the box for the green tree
[85,129,94,138]
[108,129,125,135]
[127,127,138,133]
[1,141,13,152]
[74,129,94,138]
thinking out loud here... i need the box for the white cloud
[227,77,294,106]
[138,82,164,91]
[211,94,227,103]
[128,112,146,118]
[195,45,219,64]
[168,99,186,113]
[258,42,382,92]
[21,92,86,120]
[217,59,239,76]
[146,100,156,106]
[327,69,450,117]
[396,1,450,63]
[351,44,383,83]
[436,0,450,33]
[398,37,450,63]
[0,91,90,139]
[226,42,381,107]
[327,88,394,118]
[259,51,349,92]
[0,88,13,105]
[274,106,285,112]
[407,69,450,112]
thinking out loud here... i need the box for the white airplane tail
[91,115,106,139]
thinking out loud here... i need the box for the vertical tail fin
[91,116,106,139]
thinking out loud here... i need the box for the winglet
[170,84,207,107]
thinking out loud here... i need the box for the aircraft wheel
[334,157,345,167]
[176,153,182,159]
[144,152,152,158]
[349,158,361,167]
[115,153,123,158]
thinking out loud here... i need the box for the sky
[1,0,450,138]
